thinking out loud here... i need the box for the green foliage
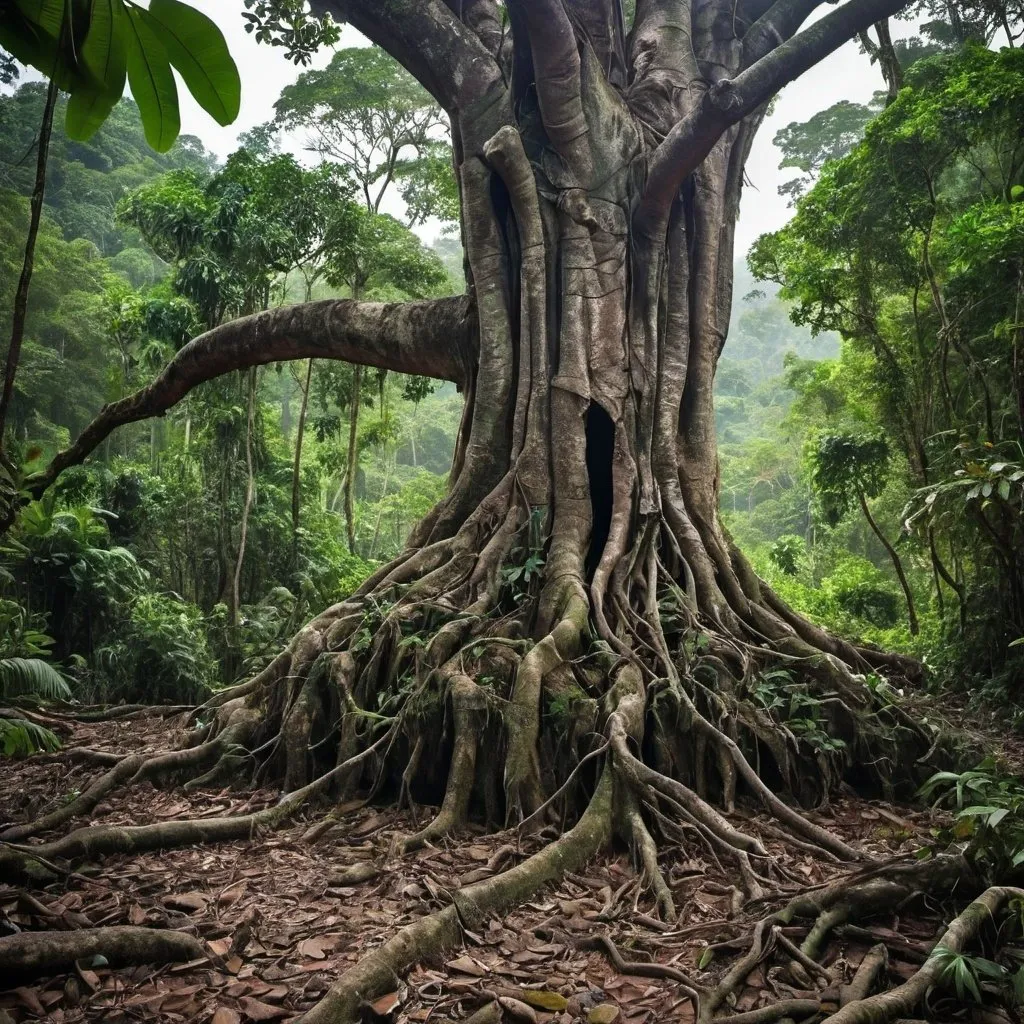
[0,656,71,701]
[810,433,890,526]
[768,534,804,575]
[920,761,1024,878]
[750,668,848,755]
[0,716,62,756]
[2,0,240,151]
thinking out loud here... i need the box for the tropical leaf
[147,0,240,125]
[0,715,62,756]
[0,657,72,700]
[66,0,128,141]
[124,4,180,152]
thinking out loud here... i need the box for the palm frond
[0,657,72,700]
[0,715,62,756]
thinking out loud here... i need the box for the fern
[0,657,72,700]
[0,716,62,756]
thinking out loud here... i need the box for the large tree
[5,2,976,1021]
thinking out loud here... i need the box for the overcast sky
[171,1,893,257]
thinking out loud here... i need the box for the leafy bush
[919,760,1024,879]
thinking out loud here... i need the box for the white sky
[160,2,897,255]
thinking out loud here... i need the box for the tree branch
[507,0,591,177]
[565,0,628,85]
[636,0,911,233]
[742,0,828,64]
[309,0,504,116]
[27,296,477,497]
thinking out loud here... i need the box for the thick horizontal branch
[27,296,476,497]
[310,0,505,116]
[635,0,911,233]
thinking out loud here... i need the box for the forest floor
[0,710,1015,1024]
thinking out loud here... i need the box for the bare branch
[28,296,476,497]
[742,0,827,64]
[310,0,504,115]
[636,0,911,233]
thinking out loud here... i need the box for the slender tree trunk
[0,76,58,444]
[858,489,919,634]
[344,365,361,555]
[291,359,313,558]
[232,369,258,629]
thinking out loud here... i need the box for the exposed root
[841,943,889,1006]
[402,675,484,851]
[0,925,206,982]
[298,772,614,1024]
[0,727,392,882]
[827,886,1023,1024]
[1,753,145,842]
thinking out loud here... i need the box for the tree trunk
[0,76,58,444]
[858,489,919,635]
[232,369,258,629]
[343,364,361,555]
[291,359,313,557]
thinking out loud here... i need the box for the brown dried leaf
[211,1009,242,1024]
[445,955,488,977]
[298,936,328,960]
[498,996,537,1022]
[165,892,209,913]
[371,991,400,1014]
[238,995,289,1020]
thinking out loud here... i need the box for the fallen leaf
[165,892,209,913]
[239,995,288,1020]
[371,991,400,1014]
[445,955,487,977]
[211,1009,241,1024]
[298,936,328,960]
[589,1004,621,1024]
[498,996,537,1022]
[520,989,568,1011]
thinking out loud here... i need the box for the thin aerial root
[399,733,425,824]
[0,926,206,982]
[827,886,1024,1024]
[700,918,775,1023]
[579,934,701,1011]
[773,926,832,987]
[620,789,676,921]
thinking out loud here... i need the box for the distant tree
[810,433,919,633]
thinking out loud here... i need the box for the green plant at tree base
[919,760,1024,879]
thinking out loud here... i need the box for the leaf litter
[0,713,949,1022]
